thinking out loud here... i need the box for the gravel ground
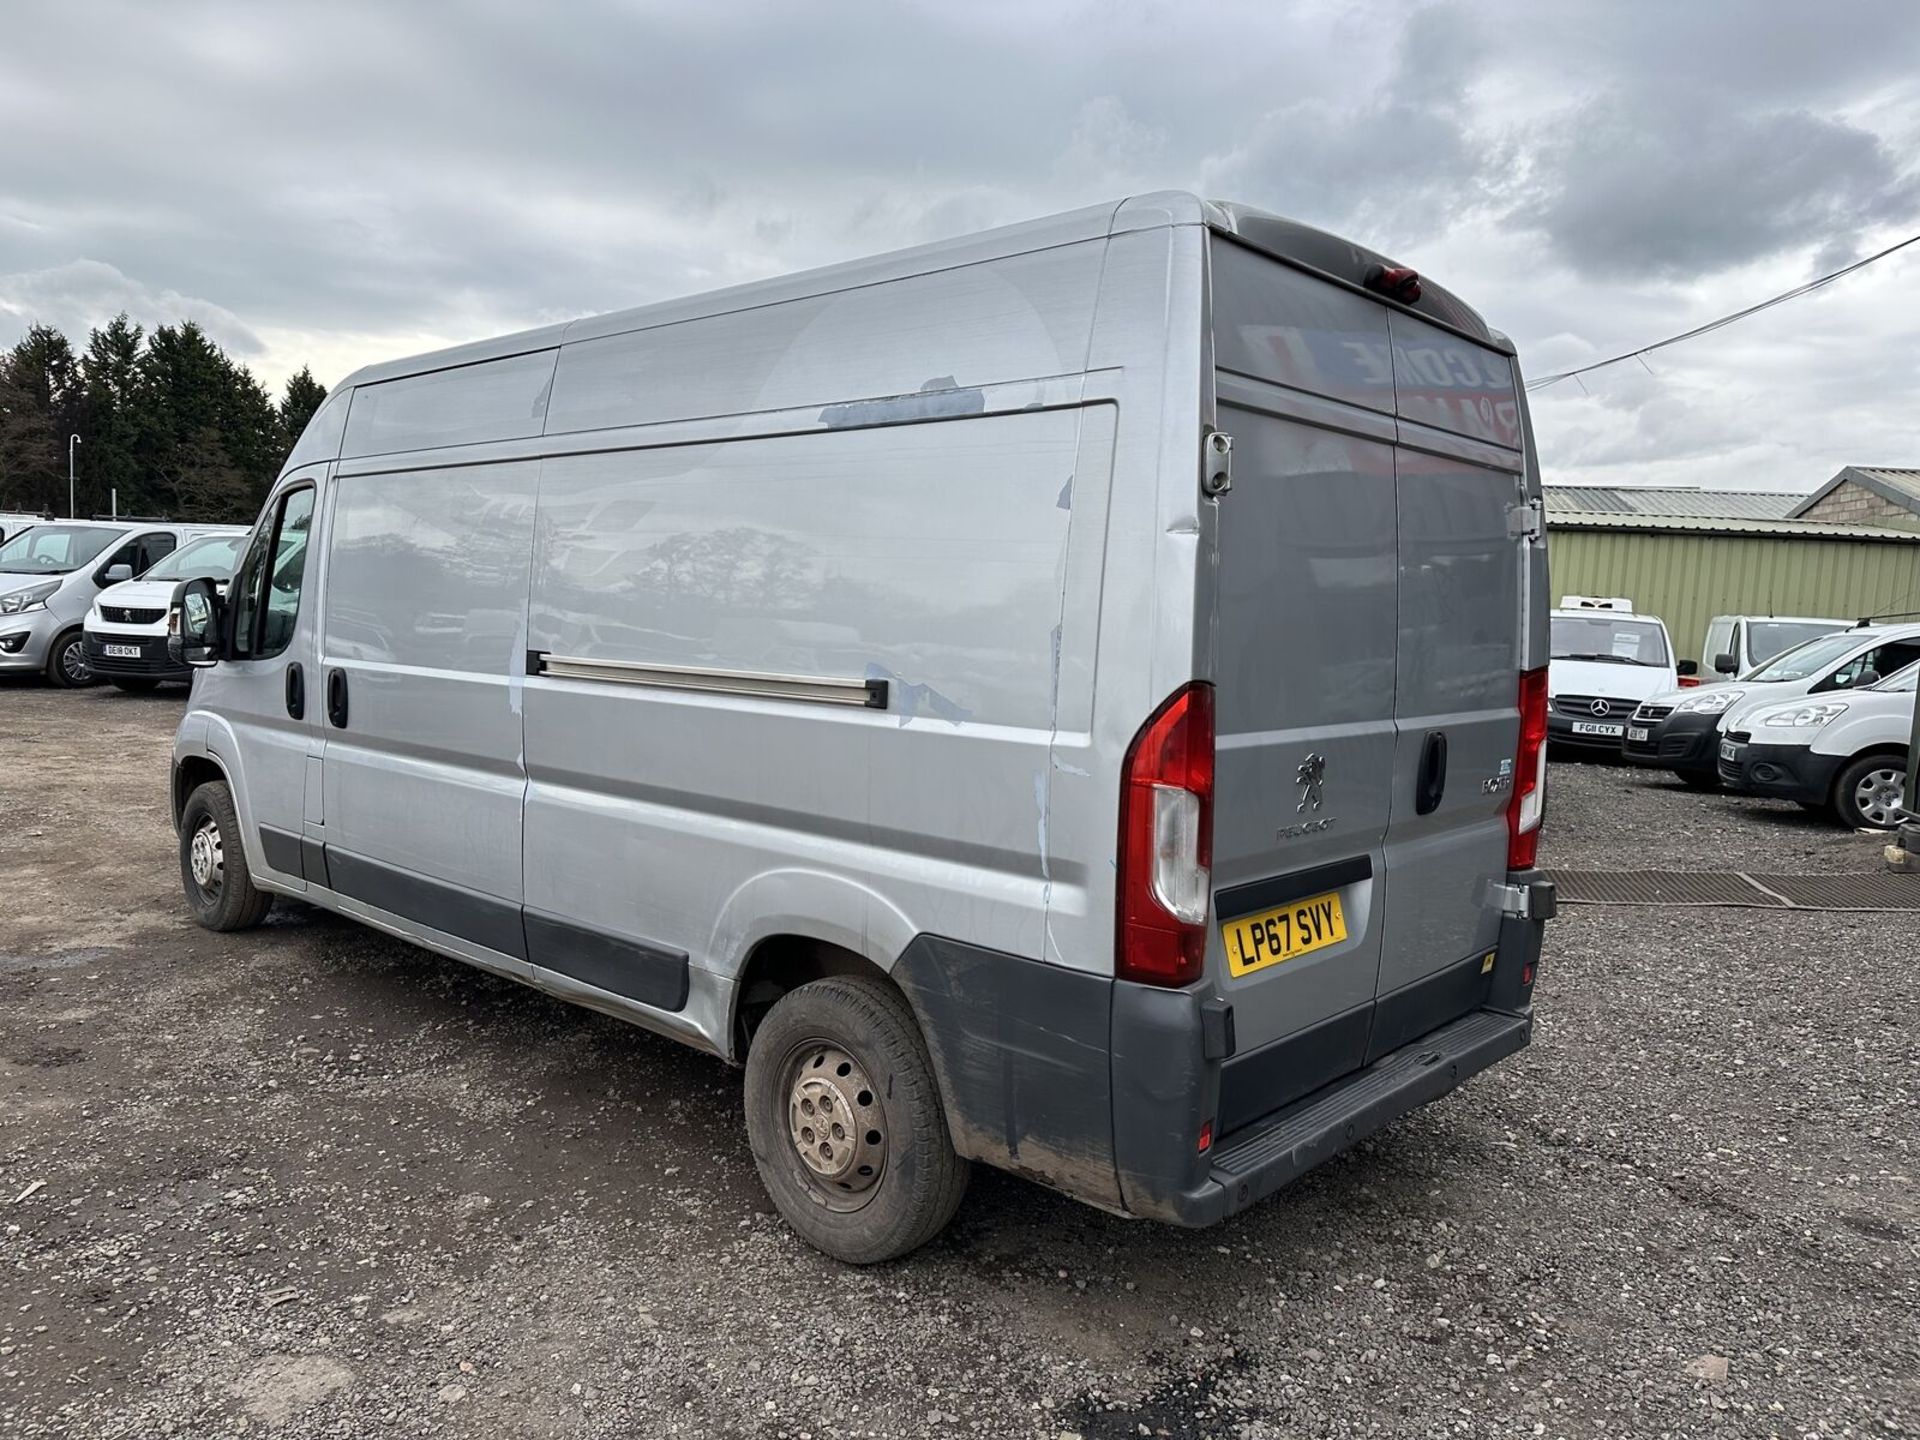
[2,685,1915,1439]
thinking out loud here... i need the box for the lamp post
[68,434,82,518]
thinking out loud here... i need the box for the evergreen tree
[77,314,147,518]
[279,367,328,455]
[0,325,81,514]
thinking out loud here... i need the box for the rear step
[1207,1008,1531,1218]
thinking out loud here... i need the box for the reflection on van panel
[170,192,1553,1262]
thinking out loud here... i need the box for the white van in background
[1546,598,1680,751]
[84,527,251,691]
[0,511,51,545]
[1701,614,1848,680]
[0,519,238,687]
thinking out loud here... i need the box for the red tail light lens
[1117,683,1215,986]
[1507,667,1548,870]
[1677,675,1702,688]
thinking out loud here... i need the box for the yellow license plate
[1223,890,1349,977]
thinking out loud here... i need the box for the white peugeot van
[167,194,1554,1261]
[83,527,250,690]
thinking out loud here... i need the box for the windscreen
[0,524,120,574]
[1549,615,1669,667]
[1748,620,1841,666]
[1745,632,1863,682]
[1871,662,1919,694]
[142,534,246,581]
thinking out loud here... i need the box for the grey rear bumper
[1201,1006,1531,1223]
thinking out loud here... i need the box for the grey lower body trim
[892,934,1123,1212]
[325,848,528,960]
[257,826,305,880]
[287,843,691,1014]
[524,909,689,1012]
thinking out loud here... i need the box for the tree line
[0,315,326,524]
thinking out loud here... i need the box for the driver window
[230,487,316,660]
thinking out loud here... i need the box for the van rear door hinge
[1202,429,1233,497]
[1506,497,1544,540]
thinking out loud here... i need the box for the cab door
[205,471,325,888]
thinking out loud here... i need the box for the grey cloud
[1527,96,1920,281]
[0,259,265,357]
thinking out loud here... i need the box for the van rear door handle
[1415,730,1447,815]
[284,662,304,720]
[325,668,349,729]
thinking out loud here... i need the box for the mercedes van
[167,194,1554,1261]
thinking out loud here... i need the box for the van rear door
[1374,311,1524,1058]
[1203,236,1526,1135]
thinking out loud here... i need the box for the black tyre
[178,781,274,931]
[45,630,96,688]
[744,976,968,1263]
[1831,753,1909,830]
[1678,770,1720,791]
[110,677,162,694]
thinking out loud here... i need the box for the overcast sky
[4,0,1917,493]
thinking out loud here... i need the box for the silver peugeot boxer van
[168,193,1554,1261]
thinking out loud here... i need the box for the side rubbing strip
[325,848,528,960]
[258,826,305,879]
[528,651,888,710]
[524,910,690,1013]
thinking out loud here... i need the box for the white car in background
[1718,662,1916,829]
[82,528,250,690]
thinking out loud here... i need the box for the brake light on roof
[1507,667,1548,870]
[1117,683,1215,987]
[1364,264,1422,304]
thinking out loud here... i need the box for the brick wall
[1799,481,1920,527]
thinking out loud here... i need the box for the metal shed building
[1546,508,1920,667]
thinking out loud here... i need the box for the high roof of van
[333,192,1505,392]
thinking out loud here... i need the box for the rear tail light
[1117,682,1215,986]
[1364,264,1423,303]
[1507,667,1548,870]
[1677,675,1701,688]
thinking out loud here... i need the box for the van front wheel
[178,781,274,932]
[744,976,968,1263]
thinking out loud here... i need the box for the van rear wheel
[179,781,274,931]
[743,975,968,1263]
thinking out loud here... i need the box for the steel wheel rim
[782,1040,887,1212]
[1854,768,1907,827]
[188,817,224,895]
[61,642,91,684]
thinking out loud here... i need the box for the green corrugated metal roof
[1548,511,1920,542]
[1544,485,1805,520]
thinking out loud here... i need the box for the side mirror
[169,577,224,669]
[1676,659,1699,678]
[1856,669,1881,689]
[1714,652,1738,675]
[102,563,133,585]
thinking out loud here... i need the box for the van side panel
[521,410,1089,1015]
[318,464,537,910]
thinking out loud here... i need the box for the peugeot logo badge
[1589,698,1611,717]
[1296,752,1326,813]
